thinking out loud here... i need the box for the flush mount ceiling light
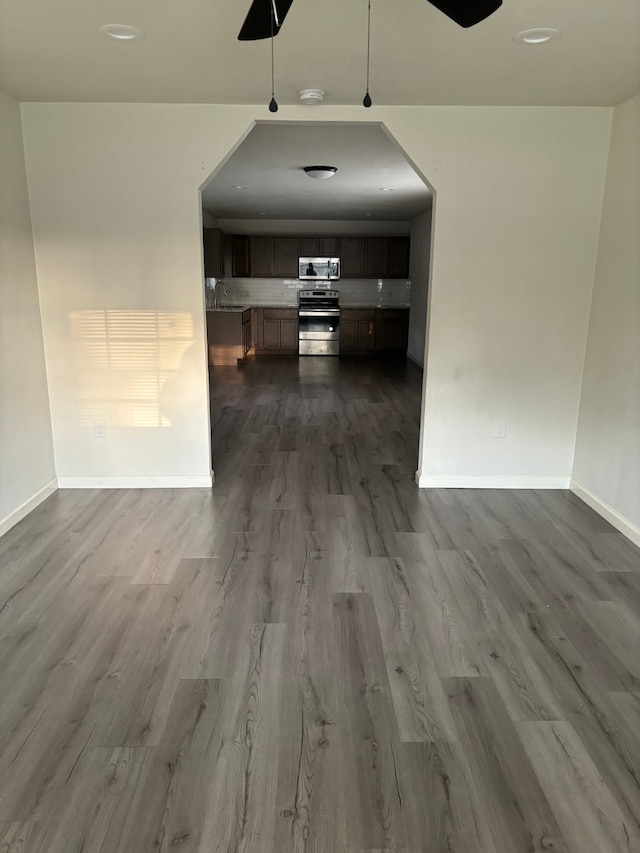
[514,28,561,45]
[233,185,250,189]
[299,88,325,105]
[99,24,144,41]
[380,186,396,191]
[303,166,338,180]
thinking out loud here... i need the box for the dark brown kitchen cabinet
[364,238,387,278]
[273,237,298,277]
[254,308,298,353]
[249,237,275,277]
[376,308,410,350]
[340,307,409,353]
[222,233,234,278]
[280,317,298,349]
[386,236,411,278]
[231,235,251,277]
[298,236,340,256]
[340,309,376,352]
[250,308,263,349]
[203,228,223,278]
[341,238,366,278]
[248,237,298,277]
[206,307,252,365]
[242,309,252,357]
[338,236,411,279]
[220,232,409,279]
[363,236,410,279]
[263,316,280,348]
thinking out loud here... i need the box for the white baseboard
[570,479,640,548]
[415,473,571,490]
[57,475,213,489]
[0,478,58,538]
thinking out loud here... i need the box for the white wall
[399,109,612,488]
[0,91,56,535]
[20,105,612,489]
[407,209,433,366]
[572,94,640,545]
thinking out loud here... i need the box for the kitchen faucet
[212,279,229,309]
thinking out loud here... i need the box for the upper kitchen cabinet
[222,233,234,277]
[274,237,299,276]
[249,237,274,277]
[340,238,365,278]
[229,235,251,277]
[365,236,410,279]
[342,236,410,279]
[248,236,298,278]
[203,228,223,278]
[218,232,410,279]
[386,236,411,278]
[299,236,340,256]
[364,238,387,278]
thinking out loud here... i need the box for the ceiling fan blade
[238,0,295,40]
[427,0,502,27]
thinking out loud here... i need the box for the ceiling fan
[238,0,502,40]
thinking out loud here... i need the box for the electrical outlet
[494,420,506,439]
[93,419,107,439]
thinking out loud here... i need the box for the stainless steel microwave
[299,257,340,280]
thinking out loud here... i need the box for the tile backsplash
[212,278,411,307]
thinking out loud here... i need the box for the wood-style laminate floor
[1,354,639,852]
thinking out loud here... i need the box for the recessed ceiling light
[365,213,373,217]
[99,24,144,41]
[380,187,396,192]
[514,28,561,45]
[233,185,250,189]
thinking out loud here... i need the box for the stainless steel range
[298,289,340,356]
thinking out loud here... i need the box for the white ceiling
[0,0,638,106]
[201,123,433,221]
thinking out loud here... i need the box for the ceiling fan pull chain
[363,0,372,107]
[269,0,278,111]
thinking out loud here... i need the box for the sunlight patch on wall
[70,310,194,428]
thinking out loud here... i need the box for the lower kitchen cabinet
[241,309,251,357]
[213,306,407,359]
[340,307,409,353]
[340,309,376,352]
[252,307,298,353]
[207,308,252,365]
[377,308,410,351]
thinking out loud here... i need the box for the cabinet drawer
[380,308,409,320]
[263,308,298,320]
[341,308,376,321]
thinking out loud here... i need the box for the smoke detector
[299,89,325,105]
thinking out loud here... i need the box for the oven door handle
[299,309,341,316]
